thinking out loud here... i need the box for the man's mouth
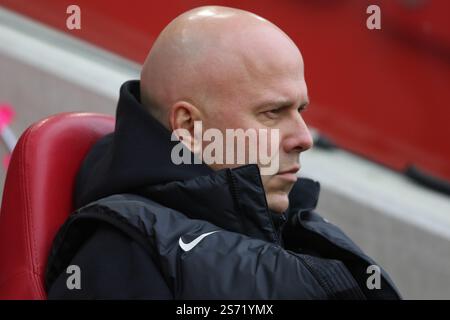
[275,165,300,182]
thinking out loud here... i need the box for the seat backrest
[0,112,114,299]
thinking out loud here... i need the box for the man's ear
[169,101,203,152]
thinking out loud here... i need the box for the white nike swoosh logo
[179,231,220,252]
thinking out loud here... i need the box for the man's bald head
[139,6,303,128]
[140,6,312,214]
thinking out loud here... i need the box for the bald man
[45,6,401,299]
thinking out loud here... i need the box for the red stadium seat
[0,112,114,299]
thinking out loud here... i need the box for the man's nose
[282,113,313,154]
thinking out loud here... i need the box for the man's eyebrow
[254,96,310,111]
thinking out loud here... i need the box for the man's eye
[298,105,308,113]
[264,108,283,118]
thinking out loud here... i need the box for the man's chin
[266,192,290,214]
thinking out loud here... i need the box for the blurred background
[0,0,449,299]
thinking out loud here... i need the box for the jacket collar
[75,80,320,245]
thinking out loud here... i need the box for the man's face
[199,28,313,213]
